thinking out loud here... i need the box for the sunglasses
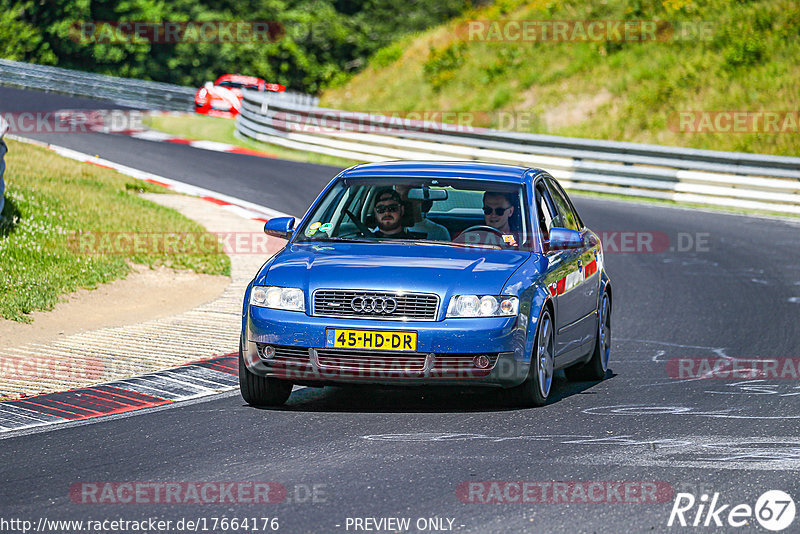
[483,206,511,216]
[375,203,401,214]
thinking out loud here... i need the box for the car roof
[215,74,264,85]
[340,161,542,184]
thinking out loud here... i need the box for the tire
[506,308,555,407]
[565,291,611,382]
[238,337,293,407]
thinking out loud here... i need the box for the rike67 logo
[668,490,796,531]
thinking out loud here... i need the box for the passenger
[371,188,425,239]
[396,185,450,241]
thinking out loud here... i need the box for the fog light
[260,345,276,361]
[473,355,491,369]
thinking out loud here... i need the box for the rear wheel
[238,337,293,407]
[506,308,554,407]
[565,291,611,381]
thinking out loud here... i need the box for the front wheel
[565,291,611,381]
[239,337,293,407]
[505,308,555,407]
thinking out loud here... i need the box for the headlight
[250,286,305,312]
[446,295,518,318]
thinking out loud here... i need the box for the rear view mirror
[264,217,295,239]
[407,188,448,201]
[547,227,583,251]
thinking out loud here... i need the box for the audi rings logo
[351,296,398,314]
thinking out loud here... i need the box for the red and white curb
[7,134,294,222]
[127,129,278,159]
[2,135,304,433]
[0,355,240,435]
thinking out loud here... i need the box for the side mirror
[264,217,295,239]
[547,227,583,251]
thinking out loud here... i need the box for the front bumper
[243,307,531,387]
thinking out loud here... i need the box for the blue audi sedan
[240,161,611,407]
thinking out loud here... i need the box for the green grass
[0,140,230,322]
[143,114,358,169]
[568,189,799,221]
[322,0,800,157]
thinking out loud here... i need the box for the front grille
[313,290,439,321]
[316,348,428,372]
[257,344,500,379]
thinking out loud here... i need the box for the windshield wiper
[302,236,374,243]
[374,239,503,250]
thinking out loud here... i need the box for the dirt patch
[0,263,229,349]
[540,88,614,130]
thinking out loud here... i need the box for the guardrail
[0,59,318,111]
[0,59,195,111]
[236,90,800,215]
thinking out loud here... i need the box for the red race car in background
[194,74,285,118]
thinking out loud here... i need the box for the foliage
[423,42,466,90]
[0,0,471,94]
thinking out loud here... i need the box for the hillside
[321,0,800,156]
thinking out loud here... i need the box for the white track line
[7,134,295,221]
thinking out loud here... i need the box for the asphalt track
[2,88,800,533]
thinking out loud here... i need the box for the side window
[328,185,362,235]
[545,177,580,231]
[534,182,556,240]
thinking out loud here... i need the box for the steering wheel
[454,225,509,246]
[461,225,505,237]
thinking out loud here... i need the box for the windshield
[295,177,531,251]
[218,81,259,90]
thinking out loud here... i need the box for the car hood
[261,242,532,298]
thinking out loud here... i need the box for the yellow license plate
[326,329,417,351]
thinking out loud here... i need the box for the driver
[371,188,425,239]
[483,191,515,234]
